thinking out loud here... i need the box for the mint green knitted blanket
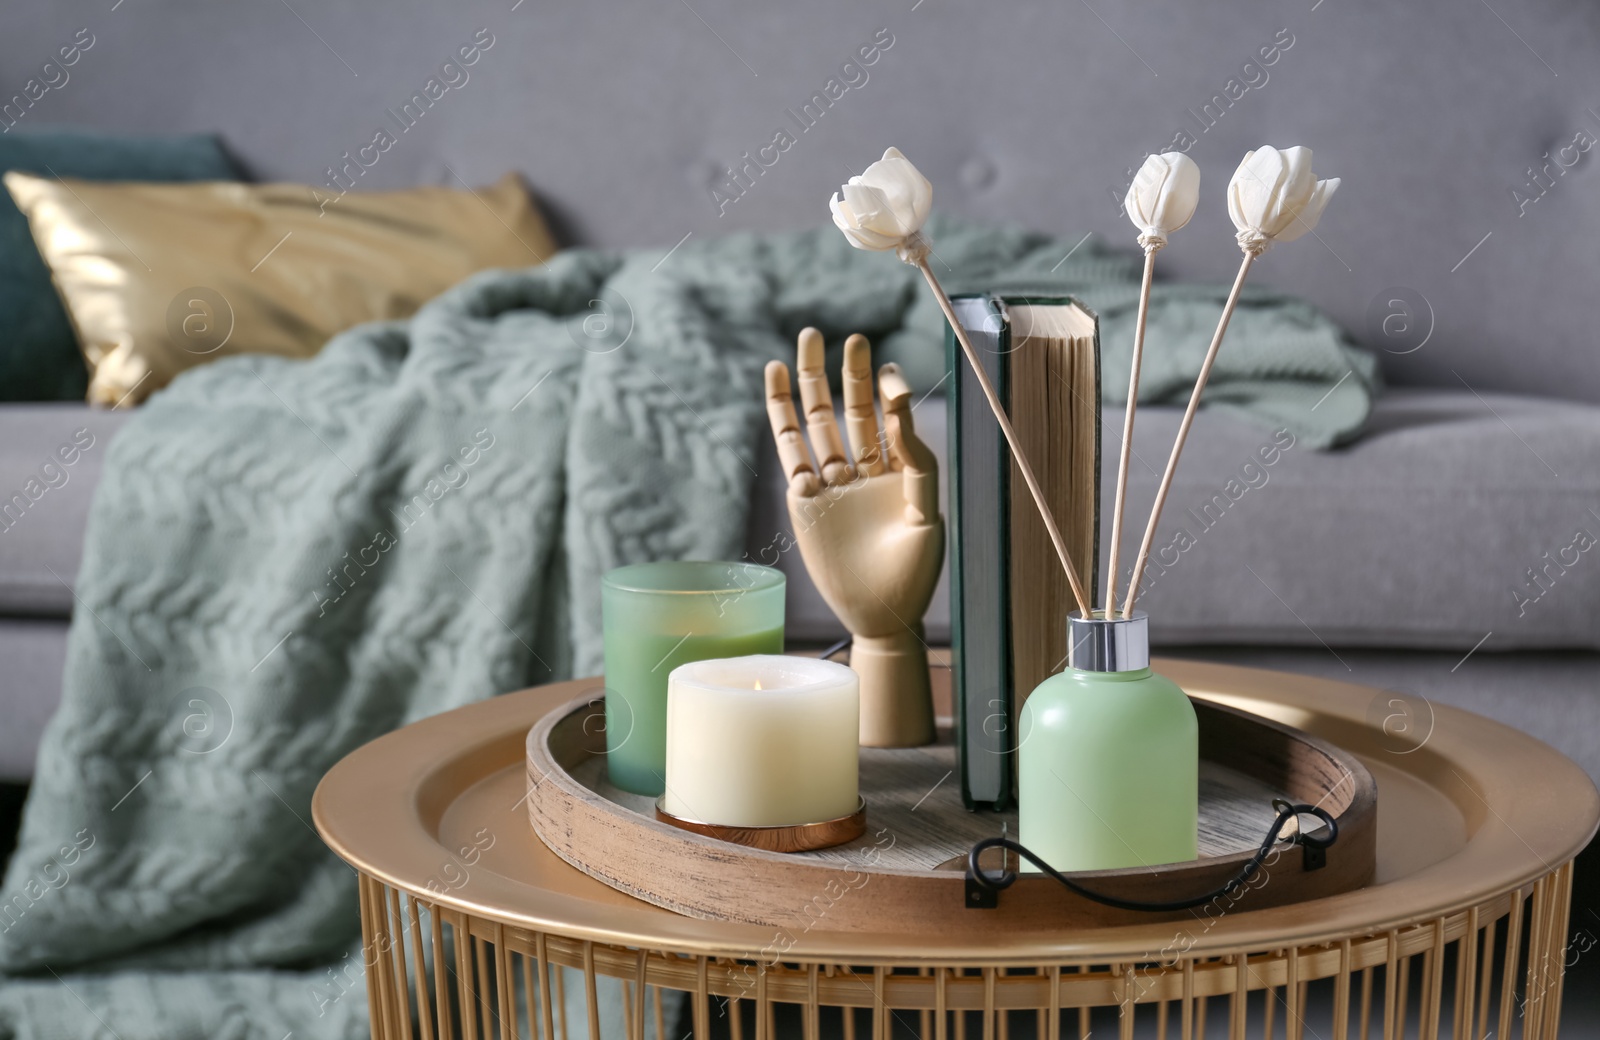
[0,217,1375,1039]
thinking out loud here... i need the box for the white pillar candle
[661,655,859,828]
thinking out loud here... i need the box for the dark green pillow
[0,129,240,401]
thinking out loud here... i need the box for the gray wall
[5,0,1599,401]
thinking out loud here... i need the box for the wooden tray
[524,675,1376,933]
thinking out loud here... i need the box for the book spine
[948,295,1013,811]
[945,315,974,808]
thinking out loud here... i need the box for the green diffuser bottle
[1018,611,1198,872]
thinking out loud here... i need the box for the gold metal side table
[313,658,1599,1040]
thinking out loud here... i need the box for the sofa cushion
[0,129,241,402]
[749,387,1600,652]
[1116,388,1600,650]
[0,404,129,616]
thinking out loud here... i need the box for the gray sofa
[3,0,1600,792]
[6,387,1599,783]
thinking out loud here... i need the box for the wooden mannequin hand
[764,329,945,746]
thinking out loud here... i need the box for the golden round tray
[313,657,1599,1040]
[524,693,1377,932]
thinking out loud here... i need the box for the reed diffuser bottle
[821,142,1337,875]
[1018,611,1198,872]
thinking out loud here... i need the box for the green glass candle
[601,561,785,796]
[1018,611,1198,872]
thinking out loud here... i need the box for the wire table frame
[315,659,1597,1040]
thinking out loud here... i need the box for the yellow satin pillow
[3,172,557,406]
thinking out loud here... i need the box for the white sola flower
[829,147,934,261]
[1124,151,1200,251]
[1227,145,1339,256]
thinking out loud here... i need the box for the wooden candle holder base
[654,798,866,853]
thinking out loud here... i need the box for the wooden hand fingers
[770,331,937,518]
[842,334,887,476]
[796,327,853,485]
[878,363,932,469]
[879,363,940,524]
[764,360,821,497]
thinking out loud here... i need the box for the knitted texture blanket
[0,217,1376,1039]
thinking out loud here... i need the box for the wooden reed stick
[913,256,1094,619]
[1122,253,1255,616]
[1104,246,1158,619]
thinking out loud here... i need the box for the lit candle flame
[753,679,763,690]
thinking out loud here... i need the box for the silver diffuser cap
[1066,611,1151,672]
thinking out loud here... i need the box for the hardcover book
[946,294,1101,810]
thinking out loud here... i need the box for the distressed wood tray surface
[525,669,1377,933]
